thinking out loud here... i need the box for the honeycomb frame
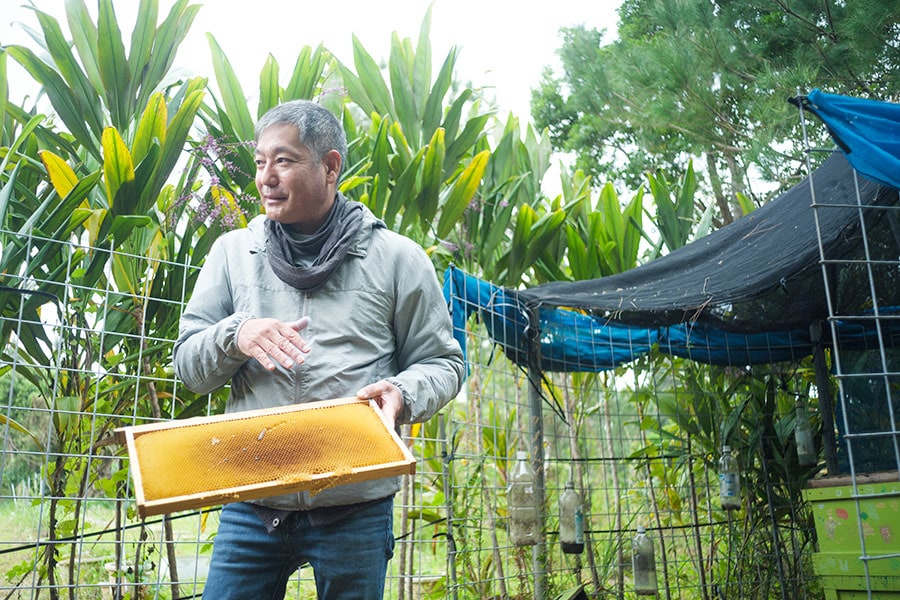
[115,397,416,517]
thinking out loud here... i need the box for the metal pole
[810,321,840,475]
[526,304,548,599]
[439,414,458,600]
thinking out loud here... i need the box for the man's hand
[357,380,403,429]
[237,317,311,371]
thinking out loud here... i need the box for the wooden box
[803,472,900,598]
[116,398,415,518]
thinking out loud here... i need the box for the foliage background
[2,0,894,598]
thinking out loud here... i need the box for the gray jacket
[172,210,465,510]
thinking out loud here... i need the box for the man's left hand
[356,380,403,429]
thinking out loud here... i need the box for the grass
[0,496,447,599]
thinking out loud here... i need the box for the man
[173,99,465,599]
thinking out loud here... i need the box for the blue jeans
[201,497,395,599]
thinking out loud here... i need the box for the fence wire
[4,125,900,599]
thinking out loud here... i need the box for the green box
[816,574,900,600]
[803,473,900,598]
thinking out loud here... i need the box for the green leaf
[259,54,280,118]
[33,9,103,135]
[141,0,200,105]
[389,33,418,141]
[385,149,423,231]
[52,395,81,436]
[350,33,394,117]
[422,47,457,141]
[142,86,205,209]
[338,63,376,117]
[127,0,157,90]
[132,92,167,165]
[6,46,101,161]
[412,6,434,110]
[0,414,44,451]
[65,0,103,92]
[102,127,135,210]
[368,118,391,218]
[0,162,23,228]
[436,150,489,239]
[207,34,254,141]
[735,191,755,216]
[96,0,131,129]
[445,114,491,171]
[417,127,445,226]
[285,44,330,101]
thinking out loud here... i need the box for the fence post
[526,304,548,598]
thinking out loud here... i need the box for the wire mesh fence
[1,225,824,599]
[2,100,899,598]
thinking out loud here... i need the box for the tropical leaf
[284,44,330,101]
[6,45,102,160]
[422,46,456,142]
[140,0,200,104]
[126,0,157,91]
[141,85,206,209]
[207,34,254,141]
[0,414,45,451]
[132,93,167,165]
[350,34,394,118]
[101,127,136,211]
[39,150,79,198]
[65,0,103,91]
[417,127,445,225]
[33,8,103,135]
[436,150,489,240]
[389,33,418,139]
[96,0,131,129]
[384,148,424,231]
[259,54,280,118]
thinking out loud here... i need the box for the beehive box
[803,472,900,599]
[116,398,415,518]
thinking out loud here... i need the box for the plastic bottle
[508,451,539,546]
[718,445,741,511]
[794,401,816,467]
[559,480,584,554]
[632,526,658,595]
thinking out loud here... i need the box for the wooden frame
[115,397,416,518]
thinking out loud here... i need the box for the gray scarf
[264,193,369,294]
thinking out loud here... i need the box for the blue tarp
[802,89,900,191]
[445,267,819,371]
[444,266,898,372]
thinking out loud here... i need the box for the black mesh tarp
[516,152,900,333]
[445,151,900,371]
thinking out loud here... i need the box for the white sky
[3,0,621,120]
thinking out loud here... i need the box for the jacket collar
[248,204,384,258]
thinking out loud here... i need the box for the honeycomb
[123,399,413,516]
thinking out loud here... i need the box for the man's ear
[324,150,342,182]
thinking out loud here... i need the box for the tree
[532,0,900,226]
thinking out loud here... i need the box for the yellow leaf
[101,127,135,205]
[133,93,167,165]
[38,150,79,198]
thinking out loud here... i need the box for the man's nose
[258,163,278,186]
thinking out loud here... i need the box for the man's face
[254,123,340,233]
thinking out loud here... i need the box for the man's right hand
[237,316,311,371]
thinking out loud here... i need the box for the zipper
[296,293,310,405]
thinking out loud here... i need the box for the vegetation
[532,0,900,224]
[0,0,878,598]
